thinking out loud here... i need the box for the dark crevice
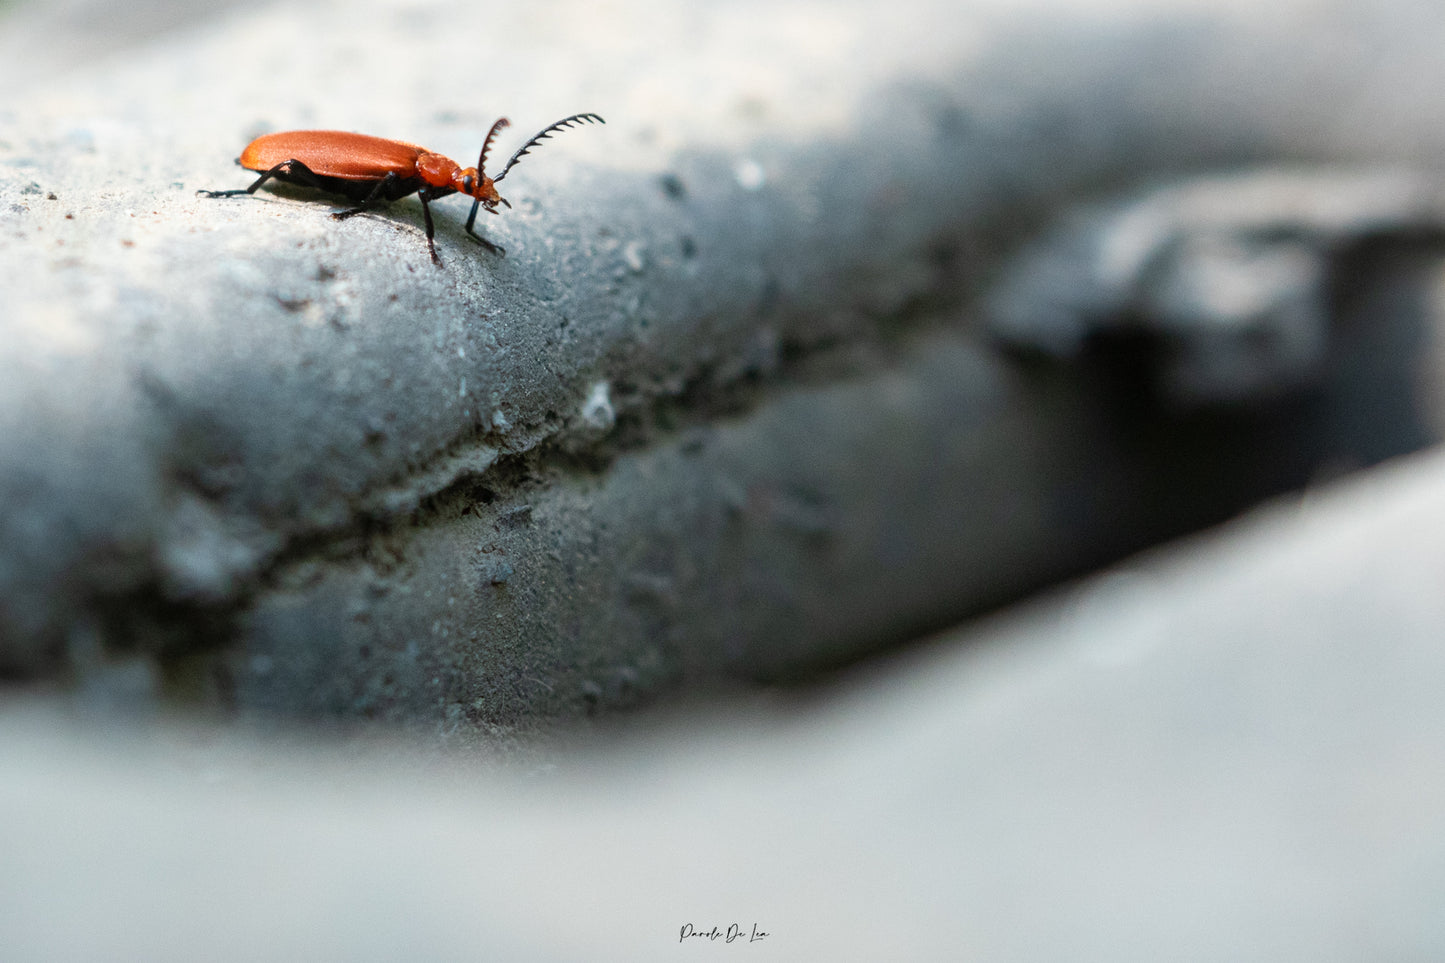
[127,232,974,690]
[81,223,1445,722]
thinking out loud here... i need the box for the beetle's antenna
[477,117,511,178]
[467,117,512,227]
[492,113,604,183]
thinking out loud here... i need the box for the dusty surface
[6,0,1445,733]
[8,0,1445,731]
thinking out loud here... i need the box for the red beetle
[200,113,603,264]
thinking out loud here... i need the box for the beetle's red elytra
[199,113,604,265]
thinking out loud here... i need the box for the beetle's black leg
[198,159,322,197]
[332,172,400,220]
[463,212,505,256]
[455,189,504,256]
[418,191,441,266]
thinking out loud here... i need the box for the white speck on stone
[623,240,646,272]
[491,408,511,432]
[735,158,766,191]
[159,495,265,603]
[457,346,466,358]
[580,380,616,433]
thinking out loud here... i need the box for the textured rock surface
[7,0,1445,736]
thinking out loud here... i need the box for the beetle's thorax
[415,151,459,188]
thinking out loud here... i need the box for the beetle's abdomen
[239,131,429,181]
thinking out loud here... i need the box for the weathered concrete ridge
[5,0,1445,733]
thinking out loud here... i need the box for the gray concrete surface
[9,0,1445,732]
[5,442,1445,960]
[5,3,1445,953]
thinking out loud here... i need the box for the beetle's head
[456,169,509,212]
